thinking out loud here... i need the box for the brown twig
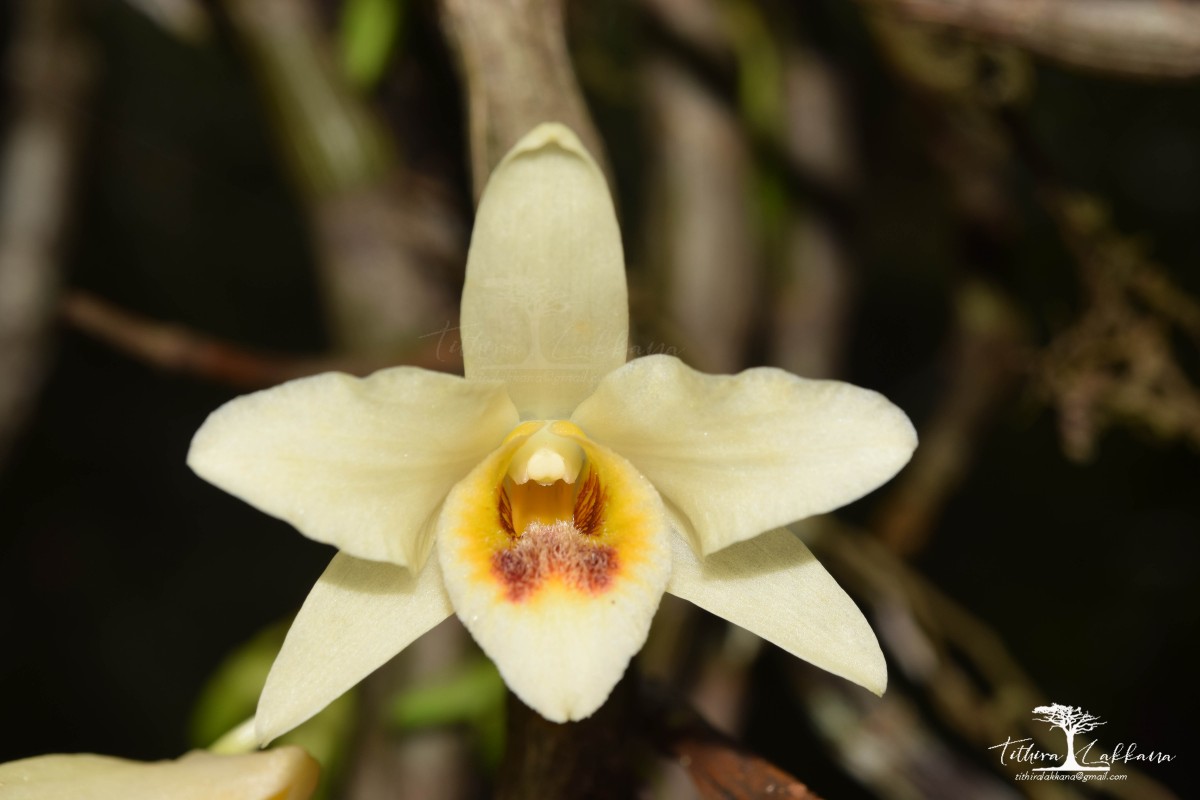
[0,0,92,469]
[61,291,460,388]
[872,0,1200,79]
[641,680,822,800]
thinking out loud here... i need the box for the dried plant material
[1038,194,1200,461]
[869,10,1033,106]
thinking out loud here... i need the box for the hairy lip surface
[492,521,619,602]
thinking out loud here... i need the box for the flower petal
[188,368,519,569]
[461,123,629,419]
[0,748,318,800]
[437,422,671,721]
[571,355,917,555]
[256,553,453,744]
[667,524,886,695]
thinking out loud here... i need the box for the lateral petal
[256,553,453,744]
[461,123,629,419]
[437,422,671,721]
[572,355,917,555]
[188,368,519,569]
[0,748,318,800]
[667,525,886,695]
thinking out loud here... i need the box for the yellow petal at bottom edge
[0,748,317,800]
[437,421,672,722]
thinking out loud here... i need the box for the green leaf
[389,657,507,768]
[191,623,357,800]
[339,0,405,90]
[190,625,286,748]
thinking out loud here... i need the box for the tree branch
[436,0,608,197]
[496,676,637,800]
[640,680,822,800]
[872,0,1200,79]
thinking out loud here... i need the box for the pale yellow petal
[461,123,629,419]
[188,368,519,569]
[667,524,886,695]
[256,553,453,744]
[0,748,317,800]
[572,355,917,555]
[437,422,671,721]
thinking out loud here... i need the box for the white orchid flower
[187,123,916,741]
[0,748,317,800]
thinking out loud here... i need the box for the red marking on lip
[572,470,604,536]
[498,486,515,537]
[492,521,618,602]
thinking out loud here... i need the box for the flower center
[491,423,615,601]
[506,426,584,485]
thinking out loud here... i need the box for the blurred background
[0,0,1196,798]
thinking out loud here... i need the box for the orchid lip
[436,419,673,722]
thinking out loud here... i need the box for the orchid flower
[187,123,916,741]
[0,748,317,800]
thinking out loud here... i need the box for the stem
[495,676,636,800]
[436,0,609,198]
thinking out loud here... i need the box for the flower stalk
[496,672,638,800]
